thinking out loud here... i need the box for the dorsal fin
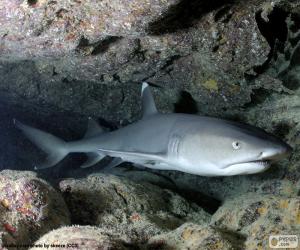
[141,82,158,118]
[84,117,105,138]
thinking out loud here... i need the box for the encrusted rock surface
[0,0,181,58]
[0,170,70,249]
[59,173,210,243]
[30,225,131,250]
[147,223,244,250]
[0,0,273,120]
[212,193,300,250]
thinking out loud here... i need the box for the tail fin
[14,119,69,170]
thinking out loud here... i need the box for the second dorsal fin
[141,82,158,118]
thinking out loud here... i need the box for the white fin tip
[142,82,149,92]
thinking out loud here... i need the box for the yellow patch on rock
[278,200,289,209]
[209,240,224,250]
[181,228,193,240]
[1,199,10,209]
[257,206,267,215]
[296,211,300,224]
[181,227,206,242]
[229,84,241,94]
[202,79,219,92]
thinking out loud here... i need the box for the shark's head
[180,117,292,176]
[217,121,292,175]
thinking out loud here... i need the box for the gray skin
[15,82,292,176]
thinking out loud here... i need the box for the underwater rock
[0,0,180,58]
[59,173,210,243]
[0,0,274,123]
[147,223,243,250]
[30,225,131,250]
[211,193,300,249]
[0,170,70,249]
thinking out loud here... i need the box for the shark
[15,82,292,176]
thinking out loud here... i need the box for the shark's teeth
[254,160,270,166]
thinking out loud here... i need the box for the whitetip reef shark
[15,82,292,176]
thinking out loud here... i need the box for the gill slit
[168,133,181,160]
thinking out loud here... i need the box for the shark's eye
[232,141,241,150]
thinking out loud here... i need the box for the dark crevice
[174,91,198,114]
[289,43,300,67]
[239,202,263,228]
[281,68,300,90]
[148,0,235,35]
[272,122,292,138]
[288,14,300,47]
[212,45,220,53]
[56,8,68,18]
[112,73,121,83]
[76,36,89,50]
[52,67,58,76]
[250,55,270,77]
[36,82,41,95]
[131,39,146,62]
[76,36,122,56]
[289,13,300,33]
[254,7,289,74]
[62,190,102,225]
[222,12,233,23]
[289,31,300,47]
[28,0,38,6]
[273,39,287,62]
[275,14,300,90]
[177,190,222,215]
[91,36,121,55]
[161,55,181,71]
[214,5,233,23]
[141,72,158,83]
[243,88,271,109]
[255,7,288,49]
[113,184,128,206]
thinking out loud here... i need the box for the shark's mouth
[225,159,270,168]
[232,160,271,168]
[224,160,271,175]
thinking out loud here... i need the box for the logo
[269,235,298,248]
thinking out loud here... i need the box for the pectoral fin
[97,148,166,161]
[103,157,123,170]
[80,152,105,168]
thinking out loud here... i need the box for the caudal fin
[14,119,69,169]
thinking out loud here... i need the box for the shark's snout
[260,143,292,161]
